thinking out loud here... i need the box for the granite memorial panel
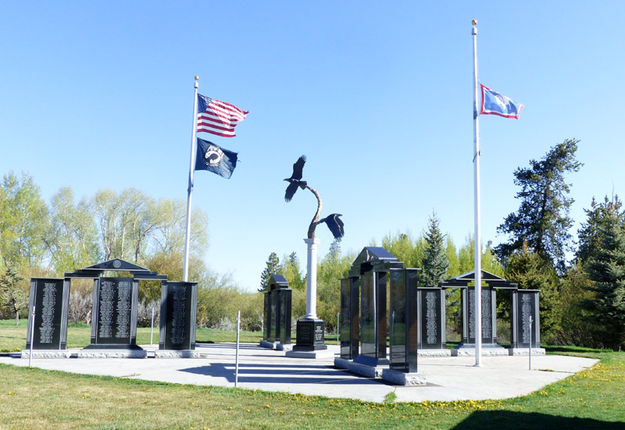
[277,287,292,345]
[357,270,388,364]
[263,292,271,341]
[269,289,278,341]
[462,286,497,344]
[417,288,446,349]
[160,281,197,350]
[512,289,540,348]
[89,277,139,348]
[26,278,70,350]
[359,270,376,358]
[389,268,418,372]
[340,277,359,359]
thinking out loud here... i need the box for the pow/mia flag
[195,137,238,179]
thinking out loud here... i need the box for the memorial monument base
[21,350,72,359]
[417,348,452,357]
[259,340,278,349]
[334,357,387,378]
[76,348,147,359]
[452,344,509,356]
[508,347,546,356]
[153,350,209,358]
[84,344,143,350]
[353,354,389,367]
[292,318,327,351]
[382,368,427,386]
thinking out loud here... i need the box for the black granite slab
[26,278,70,350]
[159,281,197,350]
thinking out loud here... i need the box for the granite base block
[508,348,546,356]
[259,340,278,349]
[334,357,387,378]
[21,350,73,359]
[382,368,427,386]
[418,349,452,357]
[285,349,335,359]
[76,349,147,359]
[333,357,351,369]
[452,344,509,357]
[276,343,293,351]
[154,350,207,359]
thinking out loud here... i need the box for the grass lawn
[0,349,624,429]
[2,320,624,428]
[0,319,264,352]
[0,319,337,352]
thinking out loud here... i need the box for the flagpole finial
[194,76,199,81]
[472,19,477,26]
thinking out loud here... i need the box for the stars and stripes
[196,93,248,137]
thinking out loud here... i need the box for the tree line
[261,139,624,350]
[2,138,624,349]
[0,175,261,330]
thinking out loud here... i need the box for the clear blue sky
[1,2,624,291]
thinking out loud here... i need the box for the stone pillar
[304,237,320,319]
[292,237,326,352]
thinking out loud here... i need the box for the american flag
[196,93,248,138]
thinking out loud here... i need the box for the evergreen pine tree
[577,196,624,265]
[495,139,582,274]
[504,241,562,341]
[421,214,449,287]
[584,207,625,350]
[258,252,280,292]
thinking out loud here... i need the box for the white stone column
[304,237,320,319]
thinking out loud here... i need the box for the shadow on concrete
[180,362,380,385]
[453,410,625,429]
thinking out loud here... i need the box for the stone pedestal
[292,318,327,351]
[292,238,326,352]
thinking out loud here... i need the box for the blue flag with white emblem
[195,137,238,179]
[480,84,523,119]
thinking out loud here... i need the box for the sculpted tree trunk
[306,185,322,239]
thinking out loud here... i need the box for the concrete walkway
[0,343,597,403]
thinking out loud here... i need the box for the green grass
[0,348,624,429]
[0,319,264,352]
[0,319,343,351]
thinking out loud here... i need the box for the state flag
[480,85,523,119]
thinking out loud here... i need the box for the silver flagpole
[471,20,483,367]
[183,76,200,282]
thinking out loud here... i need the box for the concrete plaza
[0,343,597,404]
